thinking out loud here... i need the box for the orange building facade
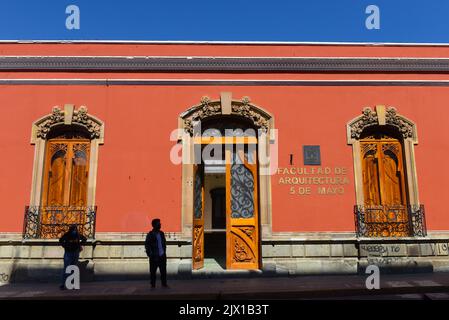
[1,42,449,280]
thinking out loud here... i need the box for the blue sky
[0,0,448,43]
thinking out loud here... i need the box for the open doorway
[193,140,260,270]
[190,113,263,270]
[181,96,274,271]
[204,174,226,268]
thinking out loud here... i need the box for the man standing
[145,218,168,288]
[59,224,87,290]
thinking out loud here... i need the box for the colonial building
[0,41,449,281]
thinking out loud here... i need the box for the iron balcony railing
[23,206,97,239]
[354,204,426,238]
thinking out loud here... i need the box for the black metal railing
[354,204,426,238]
[23,206,97,239]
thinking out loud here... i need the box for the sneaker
[162,284,169,289]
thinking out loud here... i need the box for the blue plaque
[303,145,321,165]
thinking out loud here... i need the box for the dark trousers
[149,255,167,286]
[62,251,79,286]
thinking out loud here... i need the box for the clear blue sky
[0,0,448,43]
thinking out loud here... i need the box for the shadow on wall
[7,260,94,283]
[0,258,436,284]
[357,260,434,274]
[3,259,270,283]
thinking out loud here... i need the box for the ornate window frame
[346,105,419,207]
[29,104,105,207]
[177,93,275,239]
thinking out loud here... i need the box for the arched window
[347,106,426,238]
[24,105,104,239]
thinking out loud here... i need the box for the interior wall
[204,173,225,231]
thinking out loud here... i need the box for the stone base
[1,232,449,283]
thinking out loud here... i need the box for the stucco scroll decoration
[384,107,414,139]
[349,107,378,140]
[35,107,65,138]
[183,96,221,135]
[182,96,269,135]
[349,106,414,140]
[36,106,102,139]
[231,97,269,132]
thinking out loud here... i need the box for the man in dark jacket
[145,218,168,288]
[59,224,87,289]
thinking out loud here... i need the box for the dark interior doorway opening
[204,232,226,269]
[204,187,226,269]
[211,188,226,229]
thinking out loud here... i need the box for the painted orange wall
[1,43,449,234]
[3,42,449,57]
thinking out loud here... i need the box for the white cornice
[2,40,449,47]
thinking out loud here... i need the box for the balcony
[23,206,96,239]
[354,204,426,238]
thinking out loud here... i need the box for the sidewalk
[1,273,449,299]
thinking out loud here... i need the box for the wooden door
[360,137,408,237]
[225,146,260,269]
[42,141,70,207]
[69,142,90,207]
[192,164,205,269]
[41,139,90,237]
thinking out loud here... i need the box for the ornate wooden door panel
[360,138,408,237]
[380,142,406,206]
[42,142,69,207]
[361,143,381,206]
[192,164,205,270]
[41,139,90,238]
[69,142,90,207]
[226,147,259,269]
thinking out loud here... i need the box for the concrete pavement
[1,273,449,299]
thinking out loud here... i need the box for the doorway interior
[204,173,226,269]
